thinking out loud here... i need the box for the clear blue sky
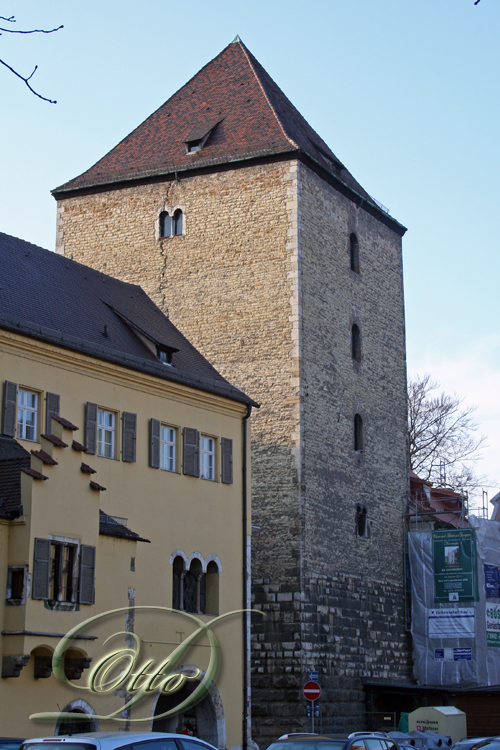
[1,0,498,509]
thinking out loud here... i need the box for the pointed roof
[53,40,404,232]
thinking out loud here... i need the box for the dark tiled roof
[0,436,30,518]
[99,510,150,543]
[52,40,404,233]
[0,232,256,407]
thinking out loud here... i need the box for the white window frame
[97,409,116,459]
[17,388,38,441]
[160,425,177,472]
[200,435,215,481]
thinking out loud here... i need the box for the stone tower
[53,39,412,743]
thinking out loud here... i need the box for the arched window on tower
[351,324,361,362]
[160,211,171,238]
[354,413,363,452]
[173,209,183,236]
[350,233,360,273]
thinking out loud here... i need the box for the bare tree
[408,374,488,495]
[0,14,62,103]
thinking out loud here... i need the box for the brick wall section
[56,157,413,746]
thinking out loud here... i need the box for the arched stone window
[159,209,183,238]
[184,559,203,613]
[173,209,183,236]
[350,233,360,273]
[205,561,220,615]
[351,324,361,362]
[172,555,184,611]
[55,701,98,735]
[171,554,220,614]
[160,211,172,238]
[354,413,363,452]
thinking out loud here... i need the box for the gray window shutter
[221,437,233,484]
[183,428,200,477]
[85,402,98,454]
[79,545,96,605]
[2,381,18,437]
[122,412,137,463]
[32,538,50,600]
[45,392,60,434]
[149,418,160,468]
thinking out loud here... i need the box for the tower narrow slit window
[350,233,360,273]
[354,413,363,452]
[351,324,361,362]
[356,505,369,538]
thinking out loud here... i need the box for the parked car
[21,733,217,750]
[266,732,401,750]
[451,740,498,750]
[0,740,24,750]
[454,740,500,750]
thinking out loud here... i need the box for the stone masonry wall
[56,161,303,587]
[299,161,408,580]
[56,158,413,746]
[251,575,412,741]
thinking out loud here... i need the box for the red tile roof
[53,38,398,230]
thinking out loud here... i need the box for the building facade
[0,232,254,746]
[52,39,412,741]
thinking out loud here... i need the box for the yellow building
[0,232,256,748]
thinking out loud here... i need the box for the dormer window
[186,139,202,153]
[182,119,223,156]
[157,347,173,366]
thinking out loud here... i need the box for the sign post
[303,681,321,733]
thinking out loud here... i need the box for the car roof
[23,734,216,750]
[273,736,390,743]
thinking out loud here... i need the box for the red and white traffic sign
[303,681,321,701]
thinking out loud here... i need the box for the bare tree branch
[408,373,489,497]
[0,58,57,103]
[0,14,62,103]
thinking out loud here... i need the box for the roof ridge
[238,42,298,152]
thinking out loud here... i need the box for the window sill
[44,600,79,612]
